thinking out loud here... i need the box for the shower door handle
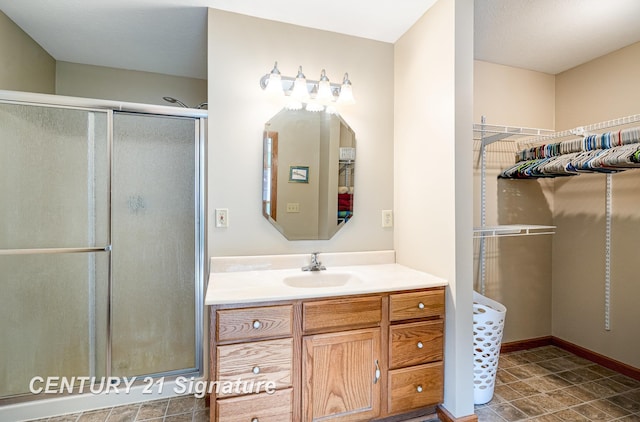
[0,246,112,255]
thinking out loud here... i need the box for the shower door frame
[0,90,207,402]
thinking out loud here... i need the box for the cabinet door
[302,328,381,421]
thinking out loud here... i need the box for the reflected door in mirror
[263,131,278,221]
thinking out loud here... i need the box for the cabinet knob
[252,366,260,374]
[252,320,262,329]
[416,385,423,393]
[418,302,425,309]
[417,341,424,349]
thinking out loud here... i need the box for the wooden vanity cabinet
[387,290,445,415]
[301,296,383,421]
[209,287,445,422]
[212,304,295,422]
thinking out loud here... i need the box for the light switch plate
[382,210,393,228]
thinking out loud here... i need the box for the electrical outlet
[215,208,229,228]
[381,210,393,228]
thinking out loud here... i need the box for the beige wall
[395,0,474,416]
[553,41,640,367]
[474,60,555,128]
[556,42,640,130]
[0,11,55,94]
[56,61,207,107]
[0,10,205,105]
[473,61,556,343]
[207,9,394,256]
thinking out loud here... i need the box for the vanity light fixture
[316,69,333,105]
[264,62,284,98]
[337,73,355,105]
[285,65,308,110]
[260,62,355,111]
[291,66,310,102]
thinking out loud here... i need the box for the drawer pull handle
[251,418,259,422]
[373,359,381,384]
[252,320,262,329]
[416,385,423,393]
[418,302,425,309]
[252,366,260,374]
[417,341,424,349]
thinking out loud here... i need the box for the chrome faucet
[302,252,326,271]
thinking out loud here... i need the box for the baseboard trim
[501,336,553,353]
[551,337,640,381]
[436,405,478,422]
[373,406,436,421]
[500,336,640,381]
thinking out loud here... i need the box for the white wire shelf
[473,225,556,238]
[521,114,640,147]
[473,123,555,147]
[474,114,640,151]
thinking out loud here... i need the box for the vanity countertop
[205,261,447,305]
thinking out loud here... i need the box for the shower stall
[0,91,206,405]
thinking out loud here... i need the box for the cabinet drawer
[388,362,444,414]
[389,289,444,321]
[303,296,381,333]
[217,305,292,342]
[217,388,292,422]
[389,320,443,369]
[216,338,292,397]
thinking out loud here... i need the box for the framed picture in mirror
[289,166,309,183]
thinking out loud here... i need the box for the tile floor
[28,396,208,422]
[23,345,640,422]
[476,346,640,422]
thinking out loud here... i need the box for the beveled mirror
[262,109,355,240]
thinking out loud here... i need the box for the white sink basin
[283,271,362,288]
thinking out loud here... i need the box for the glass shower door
[0,103,110,398]
[110,113,200,377]
[0,99,204,403]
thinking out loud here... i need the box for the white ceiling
[1,0,640,79]
[474,0,640,74]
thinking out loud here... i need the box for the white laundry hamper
[473,291,507,405]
